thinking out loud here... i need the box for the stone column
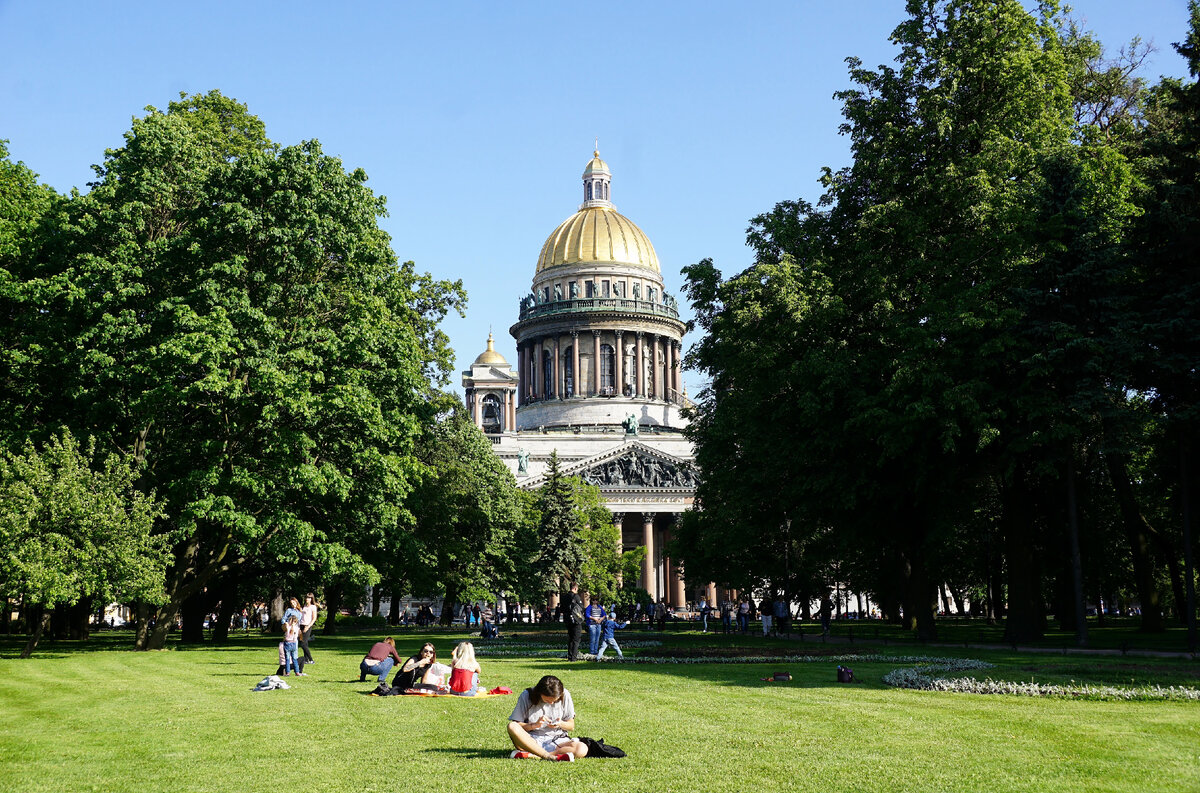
[669,340,679,397]
[636,332,645,398]
[652,335,661,400]
[642,512,656,600]
[612,512,625,586]
[552,335,560,399]
[472,391,481,427]
[707,582,718,606]
[534,339,543,400]
[570,331,579,398]
[614,330,624,396]
[592,330,601,396]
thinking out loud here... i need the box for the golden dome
[536,206,660,274]
[472,333,509,366]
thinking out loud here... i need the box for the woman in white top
[299,593,319,664]
[507,675,587,761]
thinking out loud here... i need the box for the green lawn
[1,628,1197,793]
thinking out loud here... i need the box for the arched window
[482,394,502,433]
[600,344,615,394]
[586,182,593,200]
[543,349,555,398]
[564,347,574,397]
[624,344,636,396]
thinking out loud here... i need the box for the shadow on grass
[421,748,513,759]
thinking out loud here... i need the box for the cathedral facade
[462,151,716,607]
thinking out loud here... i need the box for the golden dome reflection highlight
[535,206,660,274]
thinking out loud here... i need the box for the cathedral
[462,150,716,608]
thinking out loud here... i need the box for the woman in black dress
[392,642,437,690]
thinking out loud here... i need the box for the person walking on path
[760,595,773,637]
[721,598,733,634]
[699,598,710,633]
[359,636,404,684]
[507,675,588,761]
[738,597,750,634]
[773,596,788,636]
[299,593,318,664]
[585,597,607,656]
[565,583,584,661]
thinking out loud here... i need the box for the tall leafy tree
[406,411,527,625]
[0,431,168,657]
[8,91,463,648]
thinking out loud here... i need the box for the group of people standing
[562,583,627,661]
[276,594,319,676]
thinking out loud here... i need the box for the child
[282,615,302,676]
[449,641,482,696]
[595,613,627,659]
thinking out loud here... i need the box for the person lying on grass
[507,675,588,761]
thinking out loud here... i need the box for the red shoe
[553,753,575,762]
[510,751,535,760]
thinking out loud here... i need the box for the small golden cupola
[472,332,509,366]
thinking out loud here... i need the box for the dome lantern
[581,149,612,209]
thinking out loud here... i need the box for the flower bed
[882,663,1200,701]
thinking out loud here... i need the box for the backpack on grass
[578,737,626,758]
[836,665,855,683]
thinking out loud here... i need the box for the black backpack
[836,665,854,683]
[578,736,626,758]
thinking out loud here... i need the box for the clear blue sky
[1,1,1194,396]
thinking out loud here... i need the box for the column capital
[571,330,579,338]
[592,329,601,337]
[636,330,645,338]
[614,329,624,338]
[611,511,625,522]
[642,512,656,523]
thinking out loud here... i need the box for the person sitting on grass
[595,613,628,660]
[448,641,482,696]
[359,636,404,684]
[392,642,437,690]
[507,675,588,761]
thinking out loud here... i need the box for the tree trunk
[371,587,382,618]
[211,572,239,644]
[1003,470,1044,643]
[949,586,966,616]
[1066,464,1088,646]
[939,583,952,616]
[1104,451,1165,632]
[2,597,10,634]
[265,588,283,633]
[51,603,70,639]
[20,604,50,659]
[323,585,343,635]
[180,591,207,644]
[440,584,459,627]
[69,597,93,641]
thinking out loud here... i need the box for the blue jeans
[360,656,395,683]
[701,613,709,632]
[587,623,602,655]
[283,641,299,675]
[596,637,622,659]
